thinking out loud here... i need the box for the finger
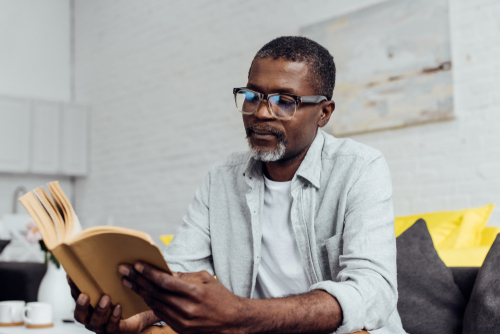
[144,297,188,333]
[74,294,90,325]
[124,273,198,321]
[175,270,213,284]
[86,295,111,332]
[140,286,196,320]
[119,264,158,295]
[134,262,194,295]
[123,274,191,318]
[123,275,163,305]
[105,304,121,333]
[120,264,165,299]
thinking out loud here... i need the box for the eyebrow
[246,83,298,96]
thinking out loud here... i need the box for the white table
[0,321,91,333]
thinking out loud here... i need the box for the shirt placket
[245,174,263,298]
[290,182,320,285]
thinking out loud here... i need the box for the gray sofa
[397,219,500,334]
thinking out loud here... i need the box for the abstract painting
[301,0,454,136]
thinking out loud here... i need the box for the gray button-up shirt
[163,130,406,334]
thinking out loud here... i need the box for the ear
[317,100,335,128]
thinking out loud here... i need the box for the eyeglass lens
[235,90,296,118]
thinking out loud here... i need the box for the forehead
[247,57,315,96]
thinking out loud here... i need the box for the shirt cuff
[309,280,365,334]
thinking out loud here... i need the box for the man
[69,36,406,333]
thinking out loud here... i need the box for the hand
[67,275,152,333]
[118,263,247,334]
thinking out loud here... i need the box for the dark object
[396,219,467,334]
[0,262,46,302]
[0,239,10,254]
[463,234,500,334]
[449,267,479,302]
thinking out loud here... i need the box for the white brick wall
[74,0,500,242]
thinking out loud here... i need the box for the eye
[273,95,295,106]
[243,91,257,101]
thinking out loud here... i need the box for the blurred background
[1,0,499,248]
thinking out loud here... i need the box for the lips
[248,128,277,141]
[245,123,287,145]
[252,129,275,136]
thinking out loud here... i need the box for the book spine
[52,244,104,309]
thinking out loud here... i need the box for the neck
[264,142,312,182]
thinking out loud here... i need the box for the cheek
[284,112,318,144]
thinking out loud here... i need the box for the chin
[247,141,286,162]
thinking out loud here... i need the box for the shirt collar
[243,130,326,189]
[294,130,324,189]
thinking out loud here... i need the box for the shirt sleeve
[309,154,398,334]
[162,171,214,275]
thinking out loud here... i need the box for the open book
[19,181,171,319]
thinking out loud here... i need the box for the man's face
[244,57,326,163]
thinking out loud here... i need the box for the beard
[245,123,287,162]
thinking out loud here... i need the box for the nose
[253,98,275,120]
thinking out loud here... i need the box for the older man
[70,36,405,334]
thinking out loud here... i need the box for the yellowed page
[49,182,75,240]
[34,188,64,243]
[48,183,70,240]
[67,232,170,318]
[18,193,58,249]
[41,187,64,225]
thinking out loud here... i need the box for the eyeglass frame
[233,87,329,120]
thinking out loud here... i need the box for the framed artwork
[301,0,454,136]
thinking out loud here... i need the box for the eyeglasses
[233,87,328,120]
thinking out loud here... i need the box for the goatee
[245,123,287,162]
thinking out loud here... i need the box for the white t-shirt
[253,175,311,299]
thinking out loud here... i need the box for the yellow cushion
[159,234,174,246]
[479,226,500,247]
[437,247,491,267]
[395,204,494,247]
[395,204,497,267]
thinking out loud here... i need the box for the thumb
[118,313,143,334]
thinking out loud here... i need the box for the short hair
[250,36,336,100]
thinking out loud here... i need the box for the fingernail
[123,279,133,289]
[77,294,87,306]
[134,262,144,273]
[118,265,130,276]
[113,305,121,317]
[99,295,110,309]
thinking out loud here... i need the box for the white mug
[22,302,52,327]
[0,300,25,325]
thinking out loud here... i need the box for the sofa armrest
[0,262,46,302]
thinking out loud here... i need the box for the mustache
[245,123,287,144]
